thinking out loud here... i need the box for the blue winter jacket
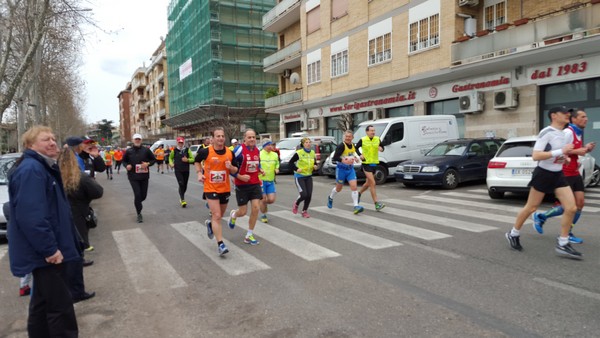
[8,149,80,277]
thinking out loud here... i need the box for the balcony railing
[452,4,600,65]
[263,40,301,73]
[158,108,166,117]
[262,0,301,33]
[265,89,302,108]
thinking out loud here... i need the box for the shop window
[484,0,506,30]
[368,33,392,66]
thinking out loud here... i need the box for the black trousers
[174,170,190,200]
[294,176,313,211]
[29,265,78,338]
[129,179,149,214]
[64,258,86,300]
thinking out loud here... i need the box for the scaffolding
[165,0,279,134]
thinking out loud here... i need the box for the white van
[353,115,459,184]
[150,139,178,152]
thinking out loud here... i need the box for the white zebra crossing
[171,221,271,276]
[113,228,187,293]
[269,210,401,249]
[417,194,525,214]
[311,206,451,240]
[468,189,600,212]
[0,246,7,261]
[227,216,341,261]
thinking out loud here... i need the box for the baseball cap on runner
[176,136,185,143]
[132,133,142,140]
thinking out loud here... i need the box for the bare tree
[336,113,353,132]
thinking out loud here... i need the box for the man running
[505,106,581,259]
[228,129,264,245]
[532,108,595,243]
[327,130,364,214]
[154,144,166,174]
[122,134,156,223]
[104,147,114,180]
[259,139,279,223]
[194,127,238,256]
[169,136,195,207]
[355,125,385,211]
[113,147,124,174]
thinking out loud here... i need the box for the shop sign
[283,112,302,122]
[329,91,416,113]
[451,76,510,93]
[528,60,590,84]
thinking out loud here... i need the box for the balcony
[158,90,165,100]
[263,40,301,73]
[263,0,301,33]
[131,78,147,91]
[452,4,600,66]
[158,108,166,117]
[265,89,302,108]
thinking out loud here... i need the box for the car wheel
[374,165,387,185]
[588,165,600,187]
[488,189,505,199]
[441,169,459,189]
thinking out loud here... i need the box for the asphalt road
[1,170,599,337]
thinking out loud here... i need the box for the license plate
[404,174,413,180]
[512,168,533,176]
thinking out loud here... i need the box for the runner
[355,125,385,211]
[169,136,195,207]
[154,144,166,174]
[505,106,581,259]
[228,129,264,245]
[104,147,114,180]
[289,137,318,218]
[228,138,238,151]
[122,134,156,223]
[113,147,124,174]
[327,130,364,214]
[532,108,596,243]
[259,139,279,223]
[194,127,238,256]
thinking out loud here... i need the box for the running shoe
[302,211,310,218]
[327,196,333,209]
[19,285,31,297]
[180,200,187,208]
[84,245,94,252]
[555,242,582,259]
[292,202,299,214]
[568,233,583,244]
[244,234,260,245]
[228,210,237,229]
[218,243,229,256]
[353,205,364,214]
[205,220,214,239]
[137,214,143,223]
[532,212,544,234]
[260,214,268,223]
[505,232,522,251]
[375,202,385,211]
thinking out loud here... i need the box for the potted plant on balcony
[513,18,530,26]
[264,87,279,99]
[495,23,511,31]
[476,29,491,37]
[453,35,471,43]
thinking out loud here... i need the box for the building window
[484,0,506,30]
[306,0,321,34]
[307,60,321,85]
[331,0,348,20]
[368,33,392,66]
[409,13,439,53]
[331,50,348,77]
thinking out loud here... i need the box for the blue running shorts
[262,180,276,195]
[336,166,357,184]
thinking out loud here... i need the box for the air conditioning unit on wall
[459,91,484,114]
[493,88,519,109]
[458,0,479,7]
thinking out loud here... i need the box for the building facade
[264,0,600,161]
[145,40,173,141]
[163,0,281,142]
[117,89,132,146]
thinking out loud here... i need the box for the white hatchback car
[486,136,597,199]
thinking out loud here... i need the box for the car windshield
[426,143,467,156]
[277,139,301,150]
[0,157,17,185]
[495,141,535,157]
[353,123,387,143]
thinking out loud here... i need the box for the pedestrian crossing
[73,188,600,291]
[0,246,7,261]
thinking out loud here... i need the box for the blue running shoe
[205,220,214,239]
[327,196,333,209]
[532,212,544,234]
[353,205,364,214]
[218,243,229,256]
[228,210,236,229]
[568,233,583,244]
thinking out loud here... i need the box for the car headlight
[421,166,439,173]
[396,165,404,172]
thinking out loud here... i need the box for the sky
[80,0,171,125]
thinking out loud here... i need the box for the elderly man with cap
[228,138,238,151]
[65,136,106,178]
[169,136,195,207]
[122,134,156,223]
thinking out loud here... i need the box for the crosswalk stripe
[0,246,7,261]
[311,206,451,240]
[112,228,187,293]
[582,192,600,198]
[436,193,527,213]
[171,221,270,276]
[448,191,600,212]
[269,210,402,249]
[467,189,488,194]
[228,217,341,261]
[383,199,498,231]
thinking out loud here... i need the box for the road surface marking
[171,221,270,276]
[534,278,600,301]
[0,246,7,261]
[417,194,524,214]
[113,228,187,293]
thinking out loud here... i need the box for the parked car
[395,138,505,189]
[189,144,202,155]
[0,153,21,239]
[276,136,336,174]
[486,135,597,199]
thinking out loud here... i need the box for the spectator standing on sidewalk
[122,134,156,223]
[169,136,195,207]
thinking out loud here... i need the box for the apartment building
[163,0,280,142]
[145,40,172,141]
[117,88,132,146]
[264,0,600,160]
[129,68,149,139]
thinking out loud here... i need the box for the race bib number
[245,160,259,173]
[209,170,226,183]
[135,164,149,173]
